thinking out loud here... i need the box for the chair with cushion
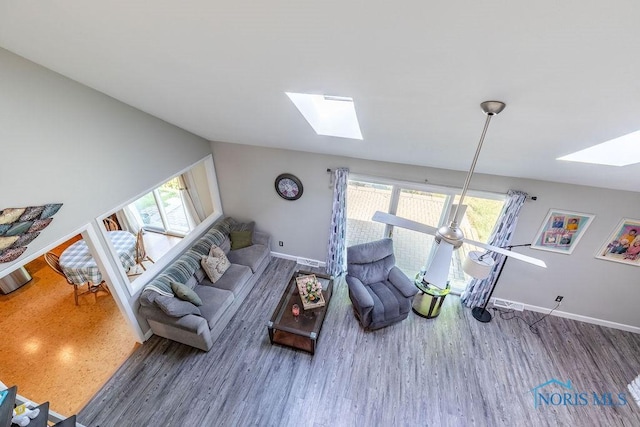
[346,238,418,330]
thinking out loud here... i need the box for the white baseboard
[520,302,640,334]
[492,298,524,311]
[271,251,326,268]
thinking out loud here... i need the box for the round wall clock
[275,173,303,200]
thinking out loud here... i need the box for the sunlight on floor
[0,243,138,417]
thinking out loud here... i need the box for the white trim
[492,298,524,311]
[96,154,218,223]
[271,251,327,267]
[493,298,640,334]
[349,173,506,201]
[82,223,146,342]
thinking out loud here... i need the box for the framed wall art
[531,209,595,255]
[595,218,640,266]
[0,204,63,263]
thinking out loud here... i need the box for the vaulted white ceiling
[1,1,640,192]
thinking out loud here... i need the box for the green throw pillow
[171,281,203,306]
[230,230,253,250]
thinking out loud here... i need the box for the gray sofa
[138,217,271,351]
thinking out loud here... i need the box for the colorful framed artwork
[531,209,595,255]
[595,218,640,266]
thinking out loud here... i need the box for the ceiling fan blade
[372,211,438,235]
[423,240,454,288]
[373,210,546,268]
[463,237,547,268]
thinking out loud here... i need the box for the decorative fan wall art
[0,203,62,263]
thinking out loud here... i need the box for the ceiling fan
[372,101,546,289]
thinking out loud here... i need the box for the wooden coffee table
[267,270,333,355]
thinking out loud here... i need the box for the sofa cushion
[209,244,227,259]
[163,249,202,284]
[228,217,256,233]
[184,275,198,289]
[194,286,234,328]
[202,264,252,295]
[171,281,203,306]
[155,295,201,317]
[227,244,270,273]
[190,217,234,256]
[201,254,231,283]
[230,230,253,250]
[219,236,231,254]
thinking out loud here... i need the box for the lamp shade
[462,250,496,279]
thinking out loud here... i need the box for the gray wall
[212,141,640,328]
[0,47,213,274]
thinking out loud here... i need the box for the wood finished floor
[0,230,181,416]
[0,240,137,416]
[79,258,640,426]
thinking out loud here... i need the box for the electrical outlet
[555,295,564,302]
[278,241,284,247]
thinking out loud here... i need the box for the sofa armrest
[253,230,271,248]
[388,266,418,298]
[139,304,209,334]
[346,275,374,309]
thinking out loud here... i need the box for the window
[346,176,505,293]
[129,177,191,237]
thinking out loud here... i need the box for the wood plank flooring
[78,258,640,426]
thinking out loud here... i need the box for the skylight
[557,130,640,166]
[286,92,363,140]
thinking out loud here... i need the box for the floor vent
[492,299,524,311]
[297,258,320,267]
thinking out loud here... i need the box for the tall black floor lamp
[471,243,532,323]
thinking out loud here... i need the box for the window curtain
[115,206,141,235]
[325,168,349,278]
[181,171,207,223]
[178,175,202,230]
[461,190,528,308]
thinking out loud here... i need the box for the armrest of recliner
[346,275,374,309]
[388,266,419,298]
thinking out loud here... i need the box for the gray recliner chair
[346,238,418,330]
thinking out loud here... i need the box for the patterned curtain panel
[461,190,528,308]
[325,168,349,278]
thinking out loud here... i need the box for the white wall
[212,141,640,328]
[0,47,213,274]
